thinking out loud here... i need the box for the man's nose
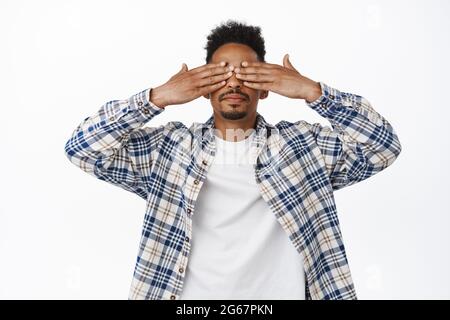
[226,70,243,88]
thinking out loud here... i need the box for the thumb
[283,54,297,71]
[176,63,187,75]
[170,63,188,80]
[178,63,188,74]
[182,63,188,72]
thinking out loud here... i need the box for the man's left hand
[234,54,322,103]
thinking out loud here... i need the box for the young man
[64,20,401,300]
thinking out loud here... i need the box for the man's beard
[220,110,247,120]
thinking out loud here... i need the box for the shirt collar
[200,111,274,137]
[192,113,278,165]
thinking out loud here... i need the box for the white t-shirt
[180,130,305,300]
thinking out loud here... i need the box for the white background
[1,0,449,299]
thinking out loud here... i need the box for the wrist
[304,81,322,103]
[149,86,168,109]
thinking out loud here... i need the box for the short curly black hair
[204,20,266,64]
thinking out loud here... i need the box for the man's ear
[259,90,269,100]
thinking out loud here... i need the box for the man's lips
[223,94,246,102]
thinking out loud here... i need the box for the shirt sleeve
[300,82,402,190]
[64,88,165,200]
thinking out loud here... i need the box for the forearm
[65,88,164,168]
[306,82,402,187]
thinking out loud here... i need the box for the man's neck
[212,113,257,142]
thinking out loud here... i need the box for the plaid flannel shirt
[64,82,401,300]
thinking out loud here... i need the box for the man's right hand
[150,61,234,108]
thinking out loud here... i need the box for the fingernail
[235,68,240,73]
[242,61,248,67]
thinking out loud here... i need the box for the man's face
[204,42,268,121]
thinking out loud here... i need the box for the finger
[234,66,272,75]
[235,73,275,82]
[197,70,233,87]
[190,61,226,74]
[242,81,273,90]
[240,61,278,68]
[197,65,233,79]
[198,80,227,95]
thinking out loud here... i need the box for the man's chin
[219,110,247,120]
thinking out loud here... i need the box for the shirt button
[179,267,184,274]
[185,236,190,242]
[170,295,176,300]
[109,116,115,121]
[138,101,143,106]
[329,94,335,100]
[194,180,199,185]
[321,103,327,108]
[142,107,149,114]
[202,160,207,165]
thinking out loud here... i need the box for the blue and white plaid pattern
[64,82,401,300]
